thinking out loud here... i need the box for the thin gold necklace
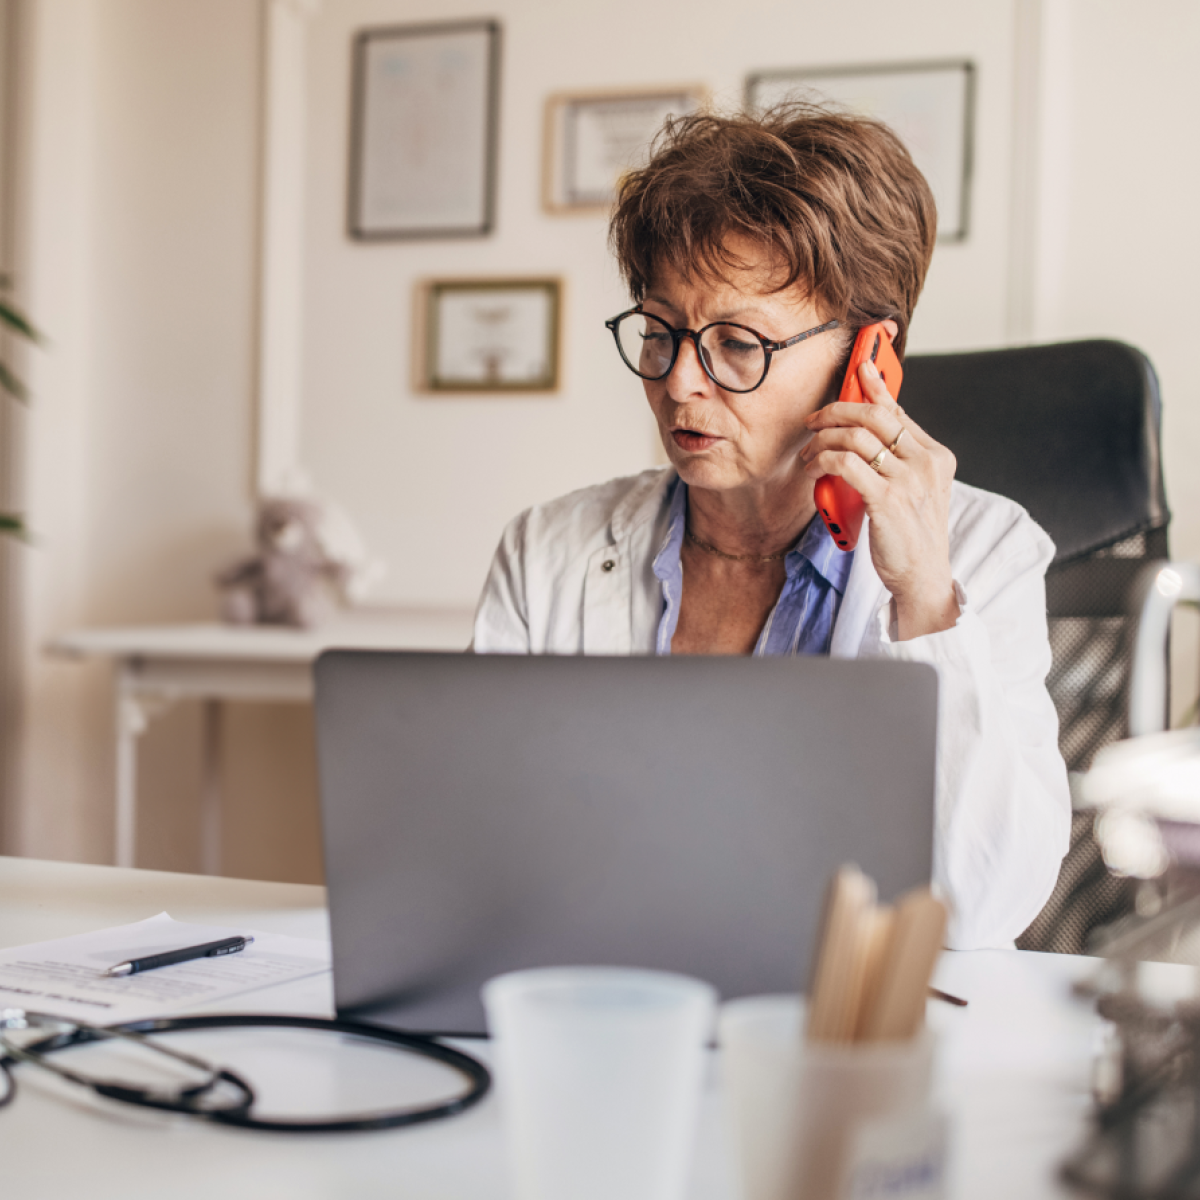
[685,526,790,563]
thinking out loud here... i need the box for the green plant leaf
[0,300,41,344]
[0,360,28,402]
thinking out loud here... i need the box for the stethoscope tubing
[0,1011,491,1133]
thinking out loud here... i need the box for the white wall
[1021,0,1200,711]
[5,0,104,858]
[2,0,328,876]
[1031,0,1200,549]
[0,0,22,849]
[4,0,1199,873]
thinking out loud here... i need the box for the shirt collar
[651,475,688,584]
[788,508,855,594]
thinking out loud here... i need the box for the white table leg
[200,699,222,876]
[114,662,143,869]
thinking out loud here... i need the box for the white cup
[483,966,717,1200]
[720,995,944,1200]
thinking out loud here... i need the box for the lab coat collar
[611,467,675,541]
[581,468,673,655]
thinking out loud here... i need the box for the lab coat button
[601,559,615,573]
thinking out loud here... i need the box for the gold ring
[868,448,888,473]
[888,427,907,454]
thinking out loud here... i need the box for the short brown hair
[609,102,937,357]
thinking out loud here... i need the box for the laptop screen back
[315,651,937,1034]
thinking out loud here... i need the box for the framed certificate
[543,87,706,213]
[746,61,975,242]
[424,279,561,393]
[348,20,501,240]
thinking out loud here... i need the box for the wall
[4,0,104,859]
[1023,0,1200,713]
[3,0,1199,876]
[0,0,19,851]
[1041,0,1200,549]
[4,0,323,880]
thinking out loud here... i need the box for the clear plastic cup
[483,966,717,1200]
[720,995,942,1200]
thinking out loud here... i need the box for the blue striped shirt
[651,478,854,656]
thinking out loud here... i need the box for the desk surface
[0,856,1135,1200]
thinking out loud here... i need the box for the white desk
[51,613,474,872]
[0,855,1138,1200]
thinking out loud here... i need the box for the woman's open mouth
[671,428,720,452]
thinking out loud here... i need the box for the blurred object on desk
[215,493,385,629]
[1061,562,1200,1194]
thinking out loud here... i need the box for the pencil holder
[719,995,945,1200]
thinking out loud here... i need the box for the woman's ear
[882,318,900,342]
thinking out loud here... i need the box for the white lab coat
[473,467,1071,949]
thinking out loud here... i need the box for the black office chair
[901,340,1170,953]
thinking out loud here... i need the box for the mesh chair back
[901,340,1169,952]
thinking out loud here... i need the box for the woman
[473,105,1070,950]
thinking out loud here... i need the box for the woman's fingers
[801,352,959,641]
[859,360,900,407]
[887,406,940,451]
[808,397,942,458]
[804,445,890,498]
[802,425,894,473]
[807,402,906,447]
[807,360,943,450]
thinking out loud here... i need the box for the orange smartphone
[814,324,903,552]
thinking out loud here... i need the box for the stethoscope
[0,1008,491,1133]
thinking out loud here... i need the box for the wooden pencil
[858,887,948,1042]
[805,865,876,1043]
[853,904,896,1041]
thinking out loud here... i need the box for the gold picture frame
[543,86,708,214]
[422,278,562,394]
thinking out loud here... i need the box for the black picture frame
[348,19,501,241]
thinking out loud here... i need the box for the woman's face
[640,237,844,498]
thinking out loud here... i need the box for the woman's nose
[666,335,713,397]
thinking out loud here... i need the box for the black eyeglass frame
[605,307,841,394]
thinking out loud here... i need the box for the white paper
[0,913,331,1024]
[434,287,554,386]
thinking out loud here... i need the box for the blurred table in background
[51,613,475,873]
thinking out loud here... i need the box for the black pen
[103,935,255,977]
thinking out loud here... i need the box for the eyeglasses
[605,308,840,394]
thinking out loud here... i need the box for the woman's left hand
[800,357,960,640]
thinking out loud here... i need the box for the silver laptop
[314,651,937,1035]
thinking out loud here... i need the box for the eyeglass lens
[614,312,766,392]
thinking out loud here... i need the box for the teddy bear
[215,496,351,629]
